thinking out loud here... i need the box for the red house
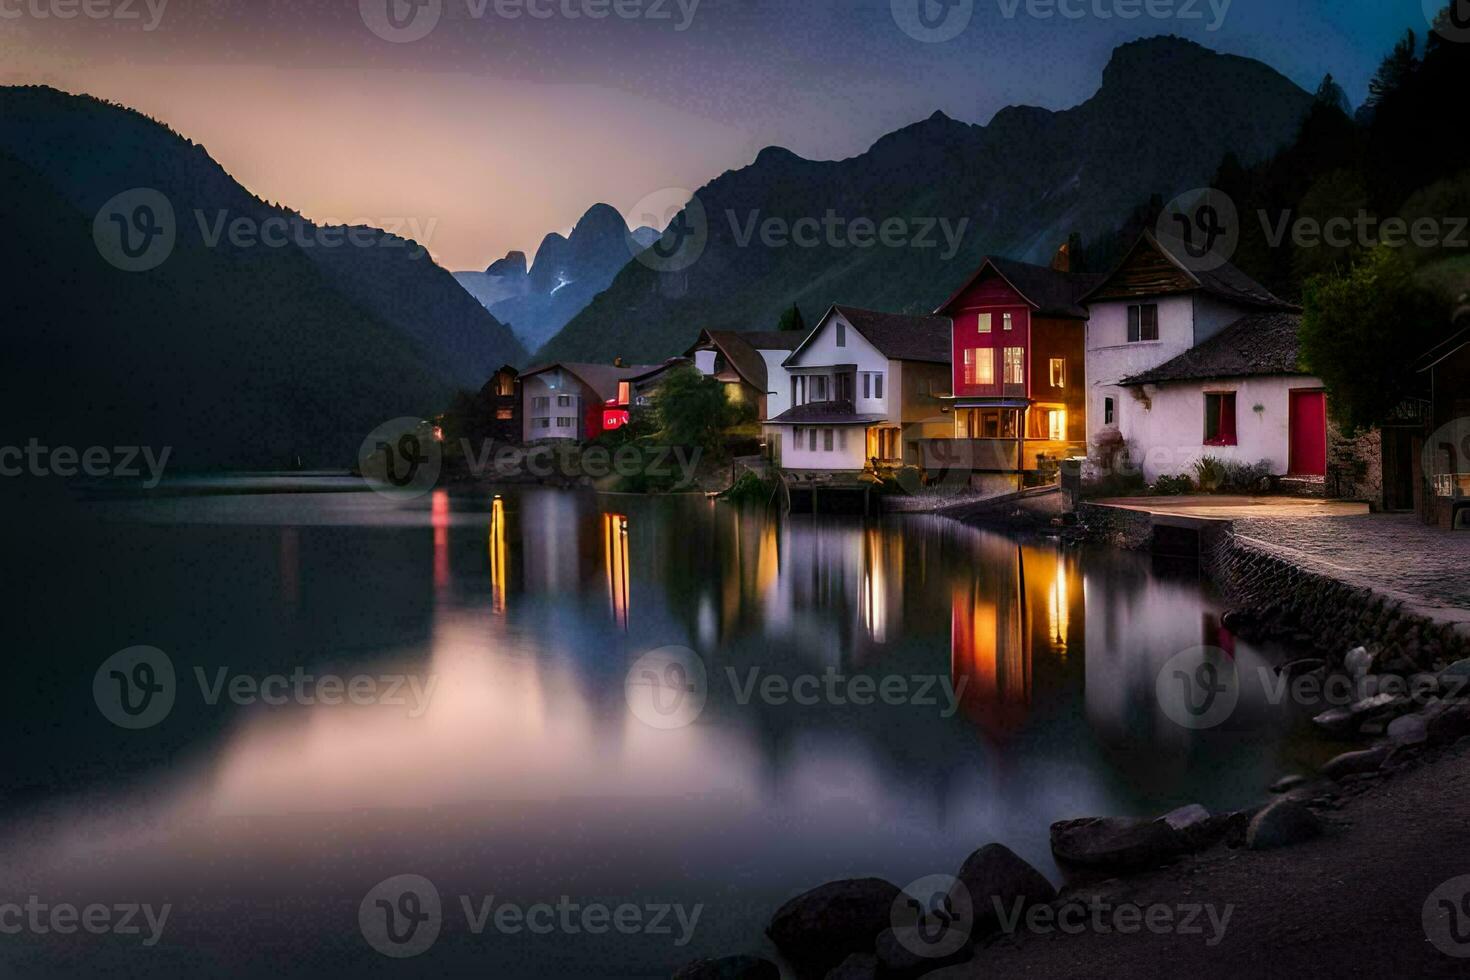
[922,253,1100,487]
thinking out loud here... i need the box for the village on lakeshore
[463,230,1469,530]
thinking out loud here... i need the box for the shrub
[1222,458,1274,493]
[721,471,773,505]
[1193,455,1227,492]
[1152,474,1194,495]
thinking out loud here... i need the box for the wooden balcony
[919,438,1084,473]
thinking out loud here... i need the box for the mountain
[537,36,1317,364]
[0,85,525,471]
[455,203,660,353]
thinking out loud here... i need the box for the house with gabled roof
[763,305,951,472]
[519,360,664,442]
[919,251,1101,488]
[684,329,803,419]
[1081,232,1331,483]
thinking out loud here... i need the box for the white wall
[522,371,584,441]
[692,349,717,375]
[756,348,792,415]
[1121,375,1325,482]
[773,424,868,471]
[783,310,893,419]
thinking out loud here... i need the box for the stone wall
[1327,422,1383,510]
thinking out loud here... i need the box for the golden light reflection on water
[488,495,508,615]
[604,512,630,629]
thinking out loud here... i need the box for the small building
[519,361,662,442]
[763,305,951,472]
[477,364,521,444]
[1415,308,1470,528]
[602,358,689,432]
[922,255,1100,489]
[1117,311,1329,482]
[684,330,804,419]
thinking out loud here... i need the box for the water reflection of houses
[949,539,1082,738]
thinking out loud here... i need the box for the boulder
[1050,817,1184,872]
[1344,646,1373,678]
[672,956,779,980]
[874,926,973,979]
[953,843,1055,936]
[1311,706,1358,737]
[767,878,901,972]
[1269,774,1306,793]
[1387,713,1429,745]
[1320,745,1391,780]
[1246,800,1323,850]
[823,953,879,980]
[1161,804,1211,833]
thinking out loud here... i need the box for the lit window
[978,313,992,333]
[496,373,515,396]
[1049,409,1066,441]
[1003,312,1014,331]
[1049,358,1065,388]
[1204,392,1238,445]
[1003,347,1024,385]
[617,382,632,405]
[496,408,513,420]
[1128,304,1159,343]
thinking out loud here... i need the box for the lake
[0,486,1334,978]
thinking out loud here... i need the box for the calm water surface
[1,487,1334,978]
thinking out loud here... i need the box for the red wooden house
[921,255,1100,484]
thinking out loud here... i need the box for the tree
[1366,30,1419,108]
[649,364,752,455]
[1300,247,1445,434]
[1314,73,1353,118]
[777,304,806,333]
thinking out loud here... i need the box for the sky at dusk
[1,0,1437,270]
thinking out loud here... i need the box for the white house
[1081,233,1324,482]
[519,361,661,442]
[763,305,951,472]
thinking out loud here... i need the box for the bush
[1193,455,1227,492]
[1152,474,1194,495]
[721,470,773,505]
[1222,458,1274,493]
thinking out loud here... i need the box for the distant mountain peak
[486,250,527,277]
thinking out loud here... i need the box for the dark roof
[738,331,805,351]
[1083,231,1298,312]
[765,400,886,426]
[692,331,770,392]
[1121,312,1306,385]
[627,357,689,386]
[936,257,1103,319]
[520,361,664,401]
[797,305,951,363]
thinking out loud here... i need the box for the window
[536,418,550,430]
[823,429,834,451]
[496,408,514,421]
[617,382,632,405]
[1204,392,1238,445]
[793,426,803,444]
[812,375,829,401]
[556,417,574,428]
[1049,358,1066,388]
[978,313,993,333]
[873,373,884,399]
[495,373,515,396]
[808,428,817,451]
[836,322,847,347]
[1048,409,1066,441]
[557,395,572,407]
[1003,347,1025,385]
[533,396,550,411]
[963,348,995,386]
[1104,397,1115,426]
[1128,304,1159,343]
[863,373,871,398]
[1003,312,1014,331]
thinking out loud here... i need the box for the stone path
[1232,513,1470,631]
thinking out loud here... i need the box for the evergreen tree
[777,304,807,333]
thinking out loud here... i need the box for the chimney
[1050,240,1072,274]
[613,356,624,368]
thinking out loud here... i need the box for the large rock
[1312,707,1358,737]
[672,956,779,980]
[953,843,1056,936]
[823,953,879,980]
[1050,817,1184,871]
[1269,774,1306,793]
[1320,745,1391,780]
[766,878,900,972]
[1246,800,1323,850]
[874,927,973,978]
[1344,646,1373,678]
[1387,713,1429,745]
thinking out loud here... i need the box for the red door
[1288,390,1326,476]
